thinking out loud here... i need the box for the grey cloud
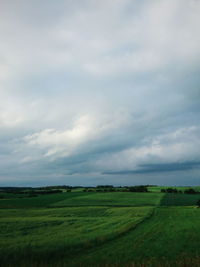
[103,162,200,175]
[0,0,200,186]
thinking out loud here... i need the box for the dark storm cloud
[103,162,200,175]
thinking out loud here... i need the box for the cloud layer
[0,0,200,186]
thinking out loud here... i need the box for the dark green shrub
[184,188,197,194]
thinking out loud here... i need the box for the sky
[0,0,200,186]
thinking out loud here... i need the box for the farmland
[0,186,200,266]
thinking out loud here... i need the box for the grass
[0,188,200,266]
[0,192,162,209]
[0,192,82,208]
[0,206,152,266]
[67,206,200,266]
[51,192,162,207]
[148,186,200,193]
[161,192,200,206]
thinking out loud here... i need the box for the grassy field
[148,186,200,193]
[51,192,162,207]
[0,192,70,208]
[0,187,200,266]
[0,192,161,208]
[68,206,200,267]
[0,206,152,266]
[161,192,200,206]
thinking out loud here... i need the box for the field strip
[0,206,156,266]
[63,207,156,260]
[158,192,167,206]
[99,207,156,242]
[69,206,200,266]
[66,207,159,266]
[49,204,154,208]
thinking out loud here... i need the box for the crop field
[148,186,200,193]
[161,192,200,206]
[0,187,200,266]
[51,192,162,207]
[70,206,200,267]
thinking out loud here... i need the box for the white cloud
[0,92,25,127]
[0,0,200,83]
[53,0,200,76]
[23,110,132,159]
[24,115,94,157]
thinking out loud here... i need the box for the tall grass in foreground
[0,206,152,267]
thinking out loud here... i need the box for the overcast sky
[0,0,200,186]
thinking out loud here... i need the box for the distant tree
[109,188,116,192]
[97,185,114,188]
[161,189,166,193]
[87,189,93,192]
[165,188,178,193]
[197,199,200,207]
[122,188,128,192]
[128,186,148,192]
[96,189,103,192]
[184,188,197,194]
[38,185,72,190]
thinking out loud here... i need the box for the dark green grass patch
[51,192,162,207]
[0,192,162,209]
[0,192,86,208]
[160,193,200,206]
[67,206,200,266]
[148,186,200,193]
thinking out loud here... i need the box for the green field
[51,192,162,207]
[69,206,200,267]
[161,192,200,206]
[0,187,200,266]
[148,186,200,193]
